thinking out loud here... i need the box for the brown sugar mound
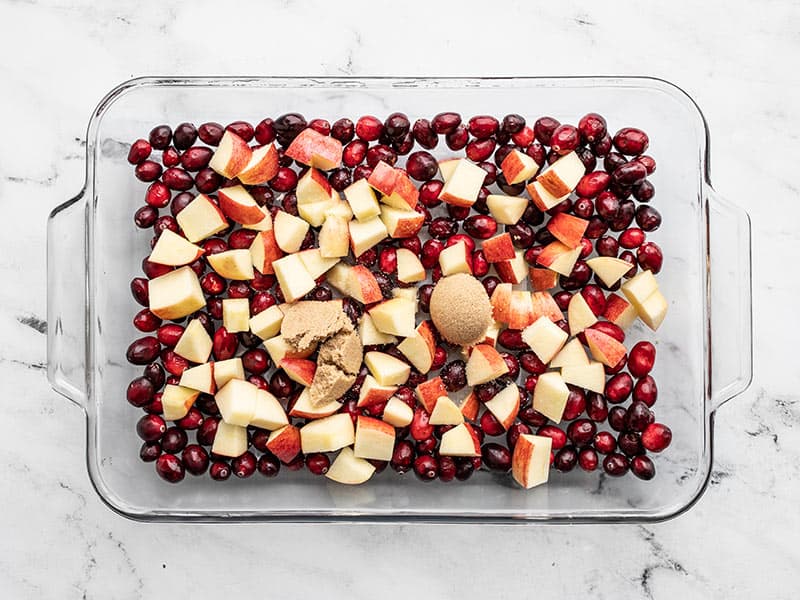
[429,273,492,346]
[281,300,353,352]
[309,330,363,405]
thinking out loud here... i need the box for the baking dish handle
[707,186,753,412]
[47,190,87,411]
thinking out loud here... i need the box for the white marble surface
[1,0,798,597]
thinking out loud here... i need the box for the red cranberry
[537,425,567,450]
[421,239,445,268]
[554,446,578,472]
[628,342,656,378]
[224,121,254,142]
[576,171,610,198]
[592,133,612,156]
[509,126,534,148]
[207,460,230,481]
[462,215,497,239]
[447,204,470,221]
[156,324,184,347]
[128,139,152,164]
[325,118,353,143]
[605,373,634,403]
[472,250,489,277]
[195,168,222,194]
[181,444,209,475]
[635,206,661,233]
[567,419,596,446]
[618,432,644,457]
[482,443,512,471]
[506,223,534,249]
[464,139,494,162]
[195,416,219,446]
[518,351,546,375]
[342,139,368,167]
[328,168,351,191]
[161,350,189,377]
[200,272,225,296]
[232,452,257,478]
[608,406,627,432]
[407,119,435,150]
[169,192,193,217]
[445,124,469,150]
[135,160,162,182]
[143,362,165,390]
[642,423,672,452]
[306,453,330,476]
[406,151,438,181]
[307,118,330,136]
[595,191,620,221]
[179,146,212,171]
[272,113,307,146]
[196,122,223,146]
[162,147,180,168]
[153,215,179,238]
[612,162,647,186]
[431,112,461,134]
[176,408,203,431]
[480,411,505,436]
[212,327,238,361]
[578,113,607,143]
[270,167,298,193]
[633,180,655,203]
[126,336,160,365]
[506,423,531,449]
[413,455,439,481]
[533,117,560,145]
[142,258,171,280]
[440,360,467,392]
[578,448,599,472]
[550,124,580,155]
[562,389,587,421]
[497,329,526,351]
[133,308,161,333]
[148,125,172,150]
[391,440,415,473]
[596,235,620,257]
[573,197,594,220]
[134,206,158,229]
[410,407,434,441]
[137,414,166,442]
[587,393,608,422]
[241,348,269,375]
[161,427,188,453]
[383,112,410,139]
[553,291,573,311]
[593,431,617,455]
[155,454,184,483]
[630,455,655,480]
[418,180,443,208]
[613,127,649,155]
[633,155,656,176]
[603,453,629,476]
[577,286,605,316]
[366,144,397,168]
[633,375,658,406]
[144,182,170,208]
[585,216,609,239]
[625,401,653,433]
[127,377,154,407]
[637,242,663,274]
[253,453,278,478]
[140,441,161,462]
[466,115,497,139]
[144,394,163,414]
[481,275,500,298]
[355,115,382,141]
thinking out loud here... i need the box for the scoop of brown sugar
[429,273,492,346]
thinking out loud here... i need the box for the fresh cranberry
[179,444,208,475]
[573,197,594,219]
[533,117,560,145]
[354,115,382,141]
[135,160,162,182]
[612,161,647,187]
[608,406,627,432]
[155,453,184,483]
[482,443,512,471]
[567,419,596,446]
[591,133,612,156]
[578,113,607,143]
[445,124,469,151]
[585,216,609,239]
[206,460,230,481]
[550,124,580,155]
[497,329,526,351]
[176,408,203,431]
[304,453,330,476]
[133,308,162,333]
[604,373,633,404]
[413,455,439,481]
[633,180,655,203]
[576,447,598,472]
[194,168,222,194]
[410,407,434,441]
[148,125,172,150]
[161,350,189,376]
[587,393,608,422]
[161,427,188,453]
[575,171,610,198]
[420,238,445,268]
[137,414,166,442]
[462,214,497,239]
[390,440,415,473]
[128,139,152,165]
[602,453,629,476]
[482,275,501,299]
[505,423,531,449]
[127,377,154,407]
[440,360,467,392]
[633,375,658,406]
[241,348,269,375]
[430,112,461,134]
[595,235,620,257]
[140,441,161,462]
[212,327,238,361]
[629,455,655,480]
[642,423,672,452]
[366,144,397,168]
[554,446,578,472]
[537,425,567,450]
[617,432,644,457]
[465,138,495,162]
[270,167,298,193]
[613,127,649,155]
[479,411,505,436]
[195,122,222,145]
[231,452,257,478]
[562,389,587,421]
[627,342,656,378]
[635,207,661,234]
[593,431,616,455]
[126,336,160,365]
[552,291,572,311]
[637,242,663,274]
[625,401,653,432]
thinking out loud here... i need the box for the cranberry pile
[126,111,672,485]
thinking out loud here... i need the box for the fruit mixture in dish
[125,111,672,487]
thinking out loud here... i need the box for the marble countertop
[2,0,797,597]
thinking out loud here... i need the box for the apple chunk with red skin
[218,185,268,225]
[366,160,398,197]
[526,180,569,212]
[348,265,383,304]
[179,362,215,394]
[495,250,528,284]
[289,388,341,419]
[439,159,485,207]
[357,375,397,408]
[466,343,509,386]
[536,241,581,276]
[380,206,425,238]
[428,396,465,426]
[522,316,568,364]
[382,396,414,427]
[208,130,252,179]
[173,318,213,363]
[500,149,539,184]
[415,376,448,413]
[266,424,301,463]
[536,151,584,197]
[482,233,516,263]
[176,194,229,243]
[161,384,200,421]
[296,167,333,206]
[326,446,376,485]
[353,416,395,461]
[208,249,255,280]
[584,328,627,367]
[439,423,481,457]
[603,293,638,330]
[383,171,419,211]
[249,229,283,275]
[237,143,279,185]
[484,383,520,430]
[512,434,553,489]
[284,127,342,170]
[546,213,588,249]
[345,178,381,222]
[279,358,316,387]
[149,266,206,320]
[530,267,559,291]
[396,320,436,373]
[149,229,204,266]
[531,291,564,322]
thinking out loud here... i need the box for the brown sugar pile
[281,300,363,406]
[429,273,492,346]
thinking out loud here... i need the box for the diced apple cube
[380,205,425,238]
[439,240,472,276]
[149,229,204,266]
[638,288,668,331]
[296,167,332,206]
[173,318,213,363]
[439,423,481,457]
[148,266,206,320]
[237,144,279,185]
[584,328,627,368]
[512,434,552,489]
[249,389,289,430]
[429,396,465,426]
[365,351,411,386]
[395,248,426,283]
[249,229,283,275]
[272,254,316,303]
[211,421,248,458]
[208,249,255,281]
[344,179,381,222]
[494,249,528,284]
[176,194,229,243]
[368,297,416,337]
[466,344,509,386]
[561,361,606,394]
[215,379,259,426]
[486,194,529,225]
[549,338,590,369]
[325,446,375,485]
[532,371,570,423]
[318,215,350,258]
[382,396,414,427]
[439,159,485,207]
[536,241,581,277]
[300,413,355,453]
[500,149,539,184]
[396,321,436,374]
[358,313,397,345]
[353,416,395,461]
[603,293,638,330]
[521,316,568,364]
[249,305,284,340]
[218,185,268,225]
[222,298,250,333]
[546,213,588,249]
[526,180,569,212]
[208,130,252,179]
[484,383,520,430]
[536,151,584,197]
[567,292,598,335]
[179,362,215,394]
[297,248,339,279]
[349,216,388,257]
[161,384,199,421]
[273,210,310,253]
[213,358,245,388]
[587,256,634,287]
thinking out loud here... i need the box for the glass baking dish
[47,76,752,523]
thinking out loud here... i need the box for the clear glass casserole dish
[47,76,752,523]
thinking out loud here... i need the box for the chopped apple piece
[603,293,638,330]
[354,416,395,461]
[546,213,588,249]
[368,298,416,337]
[161,384,199,421]
[266,424,301,463]
[148,266,205,320]
[149,229,204,266]
[380,205,425,238]
[359,313,397,345]
[348,265,383,304]
[532,371,570,423]
[638,288,668,331]
[288,388,340,419]
[176,194,229,243]
[537,151,584,197]
[249,229,283,275]
[587,257,634,287]
[490,282,513,324]
[439,159,485,207]
[486,194,529,225]
[249,305,284,340]
[273,210,310,253]
[549,338,590,368]
[211,421,248,458]
[567,292,598,334]
[459,391,480,421]
[272,254,316,303]
[365,351,411,386]
[584,328,627,367]
[507,290,535,329]
[357,374,398,408]
[536,241,581,277]
[512,434,553,489]
[179,362,215,394]
[326,446,375,485]
[466,344,509,386]
[367,160,399,196]
[392,287,418,311]
[208,130,251,179]
[241,207,273,232]
[620,268,658,309]
[526,180,569,212]
[284,127,342,170]
[208,249,255,280]
[482,321,502,347]
[501,149,539,184]
[531,291,564,322]
[222,298,250,333]
[482,233,516,263]
[218,185,267,225]
[382,396,414,427]
[326,262,353,297]
[530,267,559,291]
[521,316,568,364]
[326,195,353,220]
[349,216,388,257]
[438,158,459,182]
[484,384,520,430]
[495,249,528,284]
[237,143,279,185]
[300,413,355,453]
[297,248,339,279]
[173,318,213,363]
[561,361,606,394]
[215,379,259,426]
[429,396,465,425]
[213,358,244,388]
[384,171,419,211]
[263,335,317,365]
[250,389,289,430]
[279,358,316,387]
[345,177,382,221]
[395,248,426,283]
[318,215,350,258]
[439,423,481,457]
[439,240,472,276]
[296,167,333,205]
[396,321,436,373]
[415,376,448,413]
[298,199,334,228]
